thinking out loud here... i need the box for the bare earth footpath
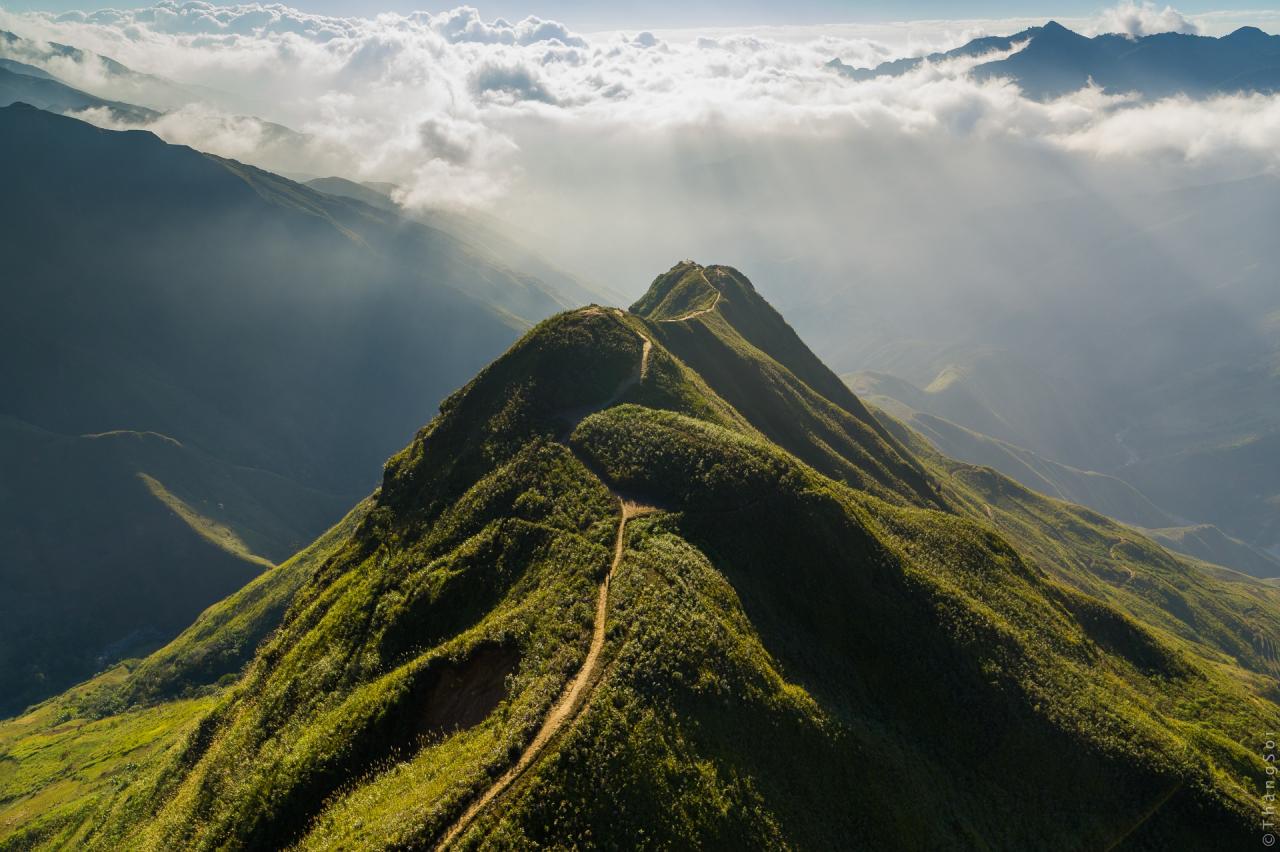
[434,310,657,849]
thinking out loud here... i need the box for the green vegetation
[0,679,213,851]
[637,264,936,507]
[1,262,1275,848]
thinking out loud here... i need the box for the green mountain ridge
[1,262,1275,849]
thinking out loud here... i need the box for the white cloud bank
[0,1,1278,217]
[1094,2,1200,37]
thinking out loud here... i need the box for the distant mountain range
[830,21,1280,98]
[0,57,158,122]
[0,28,203,110]
[0,29,323,177]
[853,373,1280,577]
[0,102,600,714]
[777,169,1280,576]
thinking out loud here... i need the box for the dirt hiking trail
[435,311,656,849]
[661,270,722,323]
[434,498,654,849]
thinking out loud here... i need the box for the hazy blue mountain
[827,27,1038,80]
[854,380,1280,577]
[1146,523,1280,579]
[306,176,622,308]
[0,57,54,79]
[0,68,159,121]
[831,21,1280,99]
[852,381,1176,527]
[790,172,1280,563]
[0,103,584,712]
[0,28,198,110]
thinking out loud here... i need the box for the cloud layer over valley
[4,0,1280,348]
[2,3,1278,213]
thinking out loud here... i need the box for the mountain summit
[0,263,1274,848]
[830,21,1280,98]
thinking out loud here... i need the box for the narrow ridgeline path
[661,269,722,323]
[434,308,655,850]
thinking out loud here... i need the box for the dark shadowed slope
[0,103,582,712]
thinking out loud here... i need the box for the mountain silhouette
[831,21,1280,99]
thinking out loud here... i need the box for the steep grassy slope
[0,505,365,844]
[634,263,938,508]
[876,408,1280,691]
[1,264,1275,849]
[0,102,589,710]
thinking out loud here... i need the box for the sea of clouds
[1,1,1277,211]
[4,0,1280,300]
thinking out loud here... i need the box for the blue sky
[7,1,1280,30]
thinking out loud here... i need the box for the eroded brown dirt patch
[419,644,520,740]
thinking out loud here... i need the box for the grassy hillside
[0,503,366,843]
[635,263,938,508]
[0,263,1274,848]
[873,406,1280,715]
[0,103,592,710]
